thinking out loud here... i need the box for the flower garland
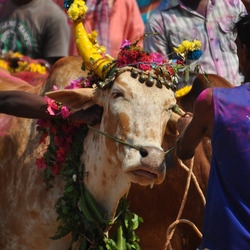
[115,37,202,87]
[36,77,143,248]
[35,1,204,249]
[0,52,48,74]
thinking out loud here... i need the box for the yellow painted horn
[66,0,114,79]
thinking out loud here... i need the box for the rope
[164,157,205,250]
[180,161,206,206]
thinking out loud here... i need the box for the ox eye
[112,91,124,98]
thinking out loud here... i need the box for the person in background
[0,90,102,125]
[67,0,145,58]
[0,0,70,65]
[136,0,163,24]
[176,13,250,249]
[143,0,247,89]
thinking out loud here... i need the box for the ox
[0,56,175,249]
[0,55,232,249]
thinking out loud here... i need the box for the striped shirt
[144,0,247,88]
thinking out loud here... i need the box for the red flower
[165,66,174,75]
[39,131,48,144]
[37,119,51,128]
[36,157,47,170]
[51,164,60,175]
[56,147,67,163]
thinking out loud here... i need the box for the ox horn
[65,0,115,79]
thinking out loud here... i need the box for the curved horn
[65,0,114,79]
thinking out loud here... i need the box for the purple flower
[65,77,84,89]
[120,39,132,50]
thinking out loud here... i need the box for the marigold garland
[0,52,48,74]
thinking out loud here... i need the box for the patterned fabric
[200,83,250,249]
[136,0,166,23]
[143,0,247,88]
[86,0,110,53]
[68,0,144,58]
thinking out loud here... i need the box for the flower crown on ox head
[63,0,203,92]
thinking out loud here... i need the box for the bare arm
[0,90,102,124]
[0,90,50,119]
[176,88,214,160]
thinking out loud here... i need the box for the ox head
[46,67,176,219]
[46,0,180,220]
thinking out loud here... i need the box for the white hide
[81,70,176,219]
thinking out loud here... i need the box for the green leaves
[39,118,142,249]
[105,197,142,250]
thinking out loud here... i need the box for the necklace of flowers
[36,33,203,248]
[36,76,142,249]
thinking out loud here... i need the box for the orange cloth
[68,0,145,58]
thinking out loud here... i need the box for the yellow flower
[175,85,192,98]
[173,40,202,59]
[68,0,88,21]
[13,52,23,58]
[88,30,98,44]
[28,63,47,74]
[88,30,106,54]
[0,59,9,70]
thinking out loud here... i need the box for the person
[136,0,163,23]
[0,90,102,125]
[175,13,250,249]
[143,0,247,89]
[68,0,145,58]
[0,0,70,65]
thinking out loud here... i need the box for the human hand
[69,105,103,125]
[177,112,193,135]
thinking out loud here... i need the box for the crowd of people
[0,0,249,249]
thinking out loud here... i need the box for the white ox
[0,57,176,249]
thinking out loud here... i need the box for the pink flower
[120,39,132,50]
[60,106,70,119]
[151,52,163,64]
[65,77,84,89]
[43,96,58,115]
[53,85,58,91]
[84,81,91,87]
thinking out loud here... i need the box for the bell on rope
[156,79,163,88]
[131,68,139,78]
[139,73,147,83]
[146,73,154,87]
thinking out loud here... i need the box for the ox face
[46,67,176,219]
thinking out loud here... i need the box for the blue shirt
[200,83,250,249]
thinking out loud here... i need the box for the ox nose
[139,147,148,158]
[139,146,166,183]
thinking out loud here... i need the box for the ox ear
[46,88,96,109]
